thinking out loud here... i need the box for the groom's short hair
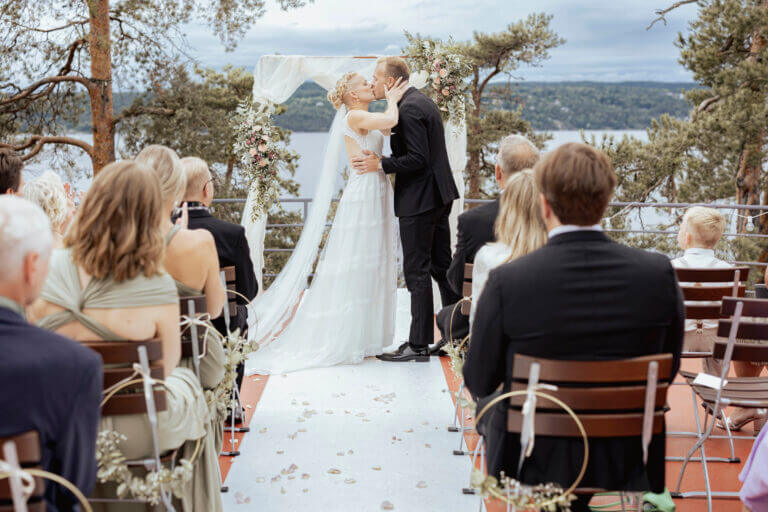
[377,56,410,82]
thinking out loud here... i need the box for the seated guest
[0,148,24,195]
[463,143,685,512]
[135,146,227,384]
[28,161,223,512]
[178,156,258,334]
[435,135,539,353]
[0,196,102,512]
[23,172,74,248]
[470,169,546,324]
[671,206,731,377]
[135,145,228,456]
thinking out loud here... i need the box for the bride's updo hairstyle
[327,72,357,110]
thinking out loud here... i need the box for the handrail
[212,198,768,275]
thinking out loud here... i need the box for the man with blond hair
[0,196,102,511]
[463,143,684,511]
[352,56,460,361]
[179,156,258,333]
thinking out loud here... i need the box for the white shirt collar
[548,224,603,240]
[683,247,715,258]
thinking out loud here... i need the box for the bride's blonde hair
[495,169,547,264]
[327,72,357,110]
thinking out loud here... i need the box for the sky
[183,0,701,83]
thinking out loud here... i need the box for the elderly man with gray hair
[0,196,102,512]
[434,134,540,354]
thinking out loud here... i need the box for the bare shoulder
[170,228,217,257]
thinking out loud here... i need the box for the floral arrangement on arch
[404,32,473,125]
[232,99,283,221]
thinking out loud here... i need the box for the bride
[246,73,409,374]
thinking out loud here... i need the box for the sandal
[716,409,767,433]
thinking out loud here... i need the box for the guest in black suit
[352,56,460,361]
[435,135,540,352]
[0,196,102,512]
[463,143,685,512]
[179,157,259,334]
[0,148,24,195]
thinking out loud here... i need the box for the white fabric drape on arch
[240,55,466,328]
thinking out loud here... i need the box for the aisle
[222,357,477,511]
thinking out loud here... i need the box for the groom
[352,56,460,362]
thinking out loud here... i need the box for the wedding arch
[240,54,467,349]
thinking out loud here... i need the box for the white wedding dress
[246,113,398,374]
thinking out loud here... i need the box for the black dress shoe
[429,339,448,356]
[391,341,410,355]
[377,344,430,362]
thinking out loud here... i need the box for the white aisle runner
[221,357,477,511]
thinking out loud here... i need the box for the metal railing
[212,198,768,276]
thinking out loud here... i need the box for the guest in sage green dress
[135,145,228,456]
[29,161,223,512]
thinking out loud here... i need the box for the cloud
[183,0,700,82]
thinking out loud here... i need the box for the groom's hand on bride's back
[351,150,381,175]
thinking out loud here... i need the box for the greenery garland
[404,31,473,126]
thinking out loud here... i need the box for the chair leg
[720,408,737,461]
[448,381,465,432]
[454,410,467,455]
[674,388,705,493]
[463,436,485,494]
[674,394,716,511]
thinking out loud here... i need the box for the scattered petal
[259,427,267,434]
[372,466,382,471]
[344,478,356,484]
[328,468,341,474]
[344,410,351,414]
[326,410,334,414]
[281,487,286,495]
[356,412,366,417]
[405,429,414,433]
[301,473,310,480]
[252,378,261,382]
[416,481,428,489]
[298,428,307,433]
[281,464,298,475]
[381,500,395,510]
[421,421,429,425]
[363,418,371,422]
[303,488,309,493]
[336,452,345,456]
[271,475,281,483]
[276,450,284,455]
[425,444,431,448]
[298,417,306,423]
[234,491,251,504]
[256,477,265,483]
[347,450,354,455]
[288,432,297,440]
[288,475,295,480]
[245,404,252,409]
[302,401,310,406]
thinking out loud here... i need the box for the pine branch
[112,105,175,126]
[0,75,91,112]
[647,0,699,30]
[0,135,94,161]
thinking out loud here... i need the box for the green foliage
[594,0,768,273]
[118,65,302,285]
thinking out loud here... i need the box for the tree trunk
[466,87,483,200]
[87,0,115,174]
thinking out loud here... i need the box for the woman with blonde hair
[22,171,73,248]
[28,161,222,511]
[470,169,547,323]
[135,145,228,457]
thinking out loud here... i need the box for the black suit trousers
[399,202,460,347]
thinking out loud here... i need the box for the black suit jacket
[382,87,459,217]
[0,307,102,511]
[446,199,499,295]
[463,231,685,493]
[187,208,258,332]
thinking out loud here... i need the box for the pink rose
[249,148,257,156]
[259,159,268,167]
[439,69,448,78]
[258,144,267,152]
[442,88,449,96]
[433,58,440,66]
[450,86,455,91]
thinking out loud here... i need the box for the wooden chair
[504,354,672,508]
[0,431,45,512]
[673,297,768,510]
[675,267,749,358]
[179,295,209,382]
[460,263,473,316]
[85,341,176,509]
[85,340,166,416]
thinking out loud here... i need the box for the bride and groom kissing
[247,56,460,373]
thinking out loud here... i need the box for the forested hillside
[70,81,694,133]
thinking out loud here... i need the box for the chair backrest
[0,431,45,512]
[179,295,208,360]
[675,267,749,320]
[461,263,473,315]
[508,354,673,438]
[222,265,236,302]
[714,297,768,362]
[84,340,166,416]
